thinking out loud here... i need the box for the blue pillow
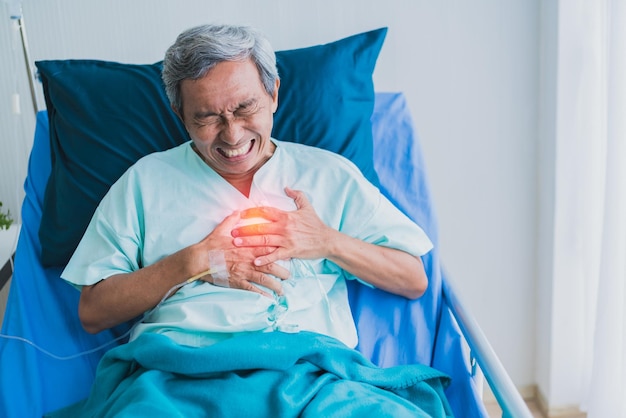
[36,27,387,267]
[273,29,385,185]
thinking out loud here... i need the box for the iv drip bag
[3,0,22,19]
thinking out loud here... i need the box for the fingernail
[254,259,262,266]
[233,238,242,245]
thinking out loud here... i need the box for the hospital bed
[0,27,531,417]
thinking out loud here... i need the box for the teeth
[221,142,251,158]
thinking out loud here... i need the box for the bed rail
[441,277,533,418]
[0,256,13,291]
[10,6,39,115]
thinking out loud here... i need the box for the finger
[256,261,291,280]
[248,272,284,295]
[284,187,310,210]
[236,280,274,298]
[239,206,281,222]
[251,246,278,257]
[222,210,242,225]
[253,249,287,269]
[232,222,268,237]
[232,222,283,238]
[233,235,277,247]
[215,210,242,233]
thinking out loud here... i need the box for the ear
[171,104,191,135]
[171,104,183,121]
[271,79,280,113]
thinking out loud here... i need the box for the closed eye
[191,97,262,127]
[234,100,262,118]
[193,115,221,127]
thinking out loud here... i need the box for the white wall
[0,0,540,393]
[536,0,558,407]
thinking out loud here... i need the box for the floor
[484,397,587,418]
[484,398,545,417]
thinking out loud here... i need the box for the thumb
[218,210,242,231]
[285,187,310,210]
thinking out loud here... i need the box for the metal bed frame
[442,278,533,417]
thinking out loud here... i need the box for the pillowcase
[273,29,385,185]
[36,27,387,267]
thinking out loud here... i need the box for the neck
[190,142,262,198]
[227,177,253,198]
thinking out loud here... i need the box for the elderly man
[52,24,452,417]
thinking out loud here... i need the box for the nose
[220,117,244,144]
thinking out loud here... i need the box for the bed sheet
[0,93,486,417]
[352,92,485,416]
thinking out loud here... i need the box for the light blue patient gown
[62,139,433,348]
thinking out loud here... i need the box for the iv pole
[0,0,37,291]
[6,0,38,115]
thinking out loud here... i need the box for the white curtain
[556,0,626,416]
[583,0,626,415]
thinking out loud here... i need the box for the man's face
[177,58,279,183]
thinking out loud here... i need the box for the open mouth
[218,139,255,159]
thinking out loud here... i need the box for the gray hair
[162,24,279,112]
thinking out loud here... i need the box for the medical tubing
[0,265,226,361]
[298,258,334,323]
[0,327,134,361]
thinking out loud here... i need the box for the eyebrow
[193,98,259,120]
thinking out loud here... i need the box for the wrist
[323,227,344,261]
[184,242,212,278]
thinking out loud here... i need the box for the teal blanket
[47,331,453,417]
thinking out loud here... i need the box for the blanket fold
[47,331,453,417]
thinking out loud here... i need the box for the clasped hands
[200,187,332,298]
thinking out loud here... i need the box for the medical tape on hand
[208,249,230,287]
